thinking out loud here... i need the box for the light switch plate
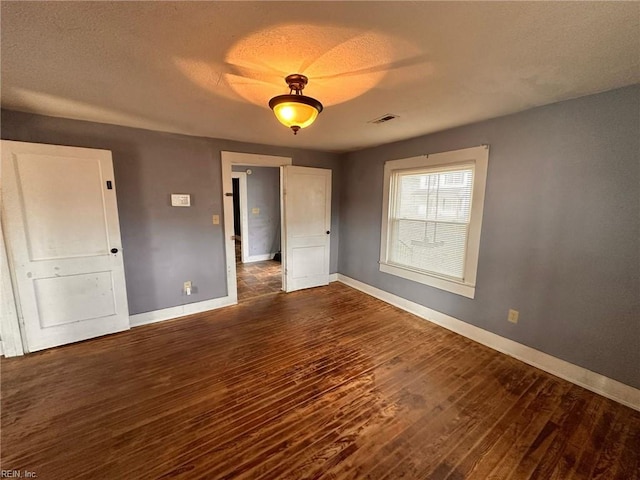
[212,214,220,225]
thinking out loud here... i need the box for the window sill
[379,262,476,299]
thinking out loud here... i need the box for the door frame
[221,152,292,303]
[231,171,249,263]
[0,204,25,357]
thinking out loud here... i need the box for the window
[379,145,489,298]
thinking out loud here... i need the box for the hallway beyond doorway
[236,239,281,301]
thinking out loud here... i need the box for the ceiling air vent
[369,114,399,124]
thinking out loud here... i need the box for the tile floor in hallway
[236,239,282,301]
[237,260,282,301]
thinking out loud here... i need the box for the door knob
[110,248,119,254]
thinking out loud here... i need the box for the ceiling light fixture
[269,74,323,135]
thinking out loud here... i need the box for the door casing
[221,152,292,302]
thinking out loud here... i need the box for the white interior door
[282,166,331,292]
[1,140,130,352]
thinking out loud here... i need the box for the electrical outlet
[183,281,192,295]
[252,207,260,215]
[508,309,519,324]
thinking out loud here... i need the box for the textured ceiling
[1,2,638,152]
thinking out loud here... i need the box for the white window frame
[379,145,489,299]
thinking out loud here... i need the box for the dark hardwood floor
[1,283,638,479]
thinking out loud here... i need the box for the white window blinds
[388,164,474,281]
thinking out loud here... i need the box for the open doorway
[231,166,282,302]
[221,152,292,304]
[222,152,332,303]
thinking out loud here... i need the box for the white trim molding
[379,145,489,299]
[337,274,640,411]
[129,275,336,329]
[221,152,291,304]
[130,296,235,328]
[1,159,27,357]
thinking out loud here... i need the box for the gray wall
[3,86,637,389]
[1,110,341,314]
[338,85,640,389]
[232,165,281,257]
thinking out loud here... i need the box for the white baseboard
[329,273,338,282]
[130,295,236,328]
[244,253,276,263]
[0,341,4,357]
[337,274,640,411]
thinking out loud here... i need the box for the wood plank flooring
[1,283,639,479]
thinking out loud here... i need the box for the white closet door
[2,140,130,352]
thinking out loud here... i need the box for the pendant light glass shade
[269,74,323,134]
[270,97,320,129]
